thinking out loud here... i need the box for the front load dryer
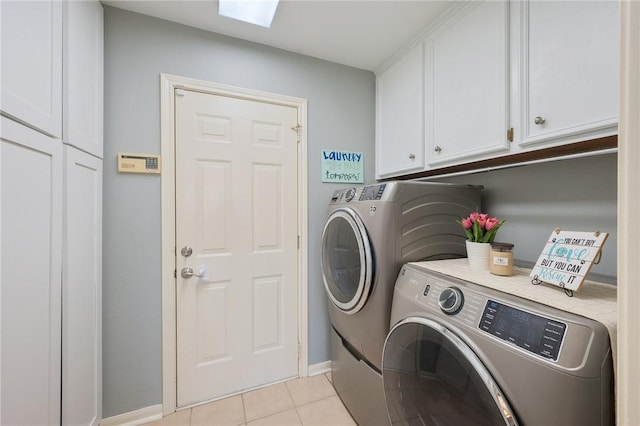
[321,181,482,425]
[383,263,615,426]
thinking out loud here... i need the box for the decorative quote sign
[321,150,364,183]
[530,230,609,292]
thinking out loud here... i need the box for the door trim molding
[159,73,309,415]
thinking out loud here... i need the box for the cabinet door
[1,117,62,426]
[62,146,102,426]
[426,1,510,167]
[376,44,425,179]
[63,0,104,158]
[519,1,619,147]
[0,0,63,138]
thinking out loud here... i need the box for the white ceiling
[101,0,456,71]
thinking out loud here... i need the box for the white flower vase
[466,240,490,270]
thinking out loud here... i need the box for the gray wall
[431,153,617,281]
[103,7,375,418]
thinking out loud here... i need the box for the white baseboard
[100,404,162,426]
[100,362,332,425]
[308,360,331,376]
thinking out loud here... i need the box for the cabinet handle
[409,153,416,160]
[434,146,442,153]
[534,116,546,125]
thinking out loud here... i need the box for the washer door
[321,207,373,314]
[383,317,518,426]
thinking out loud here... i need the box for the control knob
[438,287,464,314]
[344,188,357,202]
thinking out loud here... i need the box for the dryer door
[383,317,518,426]
[321,207,373,314]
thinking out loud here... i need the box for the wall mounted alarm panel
[117,153,161,174]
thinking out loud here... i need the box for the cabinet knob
[409,153,416,160]
[534,116,546,125]
[434,146,442,153]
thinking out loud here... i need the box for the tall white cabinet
[62,2,104,424]
[1,1,103,424]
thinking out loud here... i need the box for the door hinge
[174,268,177,279]
[298,342,302,357]
[291,124,302,143]
[507,127,514,142]
[297,235,300,249]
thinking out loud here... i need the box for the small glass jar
[489,242,514,276]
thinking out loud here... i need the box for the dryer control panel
[359,183,386,201]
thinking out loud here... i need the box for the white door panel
[521,1,619,145]
[175,90,299,406]
[0,0,63,137]
[427,1,509,165]
[63,0,104,158]
[62,146,102,426]
[1,117,62,425]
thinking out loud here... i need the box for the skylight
[218,0,280,28]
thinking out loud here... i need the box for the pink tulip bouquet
[457,212,505,243]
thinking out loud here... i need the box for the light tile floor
[144,373,357,426]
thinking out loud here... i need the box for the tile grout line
[240,392,248,425]
[283,378,305,425]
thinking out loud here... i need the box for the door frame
[159,73,309,415]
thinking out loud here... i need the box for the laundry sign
[321,150,364,183]
[530,229,608,292]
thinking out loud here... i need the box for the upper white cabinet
[374,0,619,178]
[63,0,104,158]
[376,44,425,179]
[515,0,619,148]
[0,0,63,138]
[426,1,510,167]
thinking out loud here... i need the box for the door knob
[180,267,213,282]
[534,116,546,125]
[181,267,202,279]
[181,246,193,257]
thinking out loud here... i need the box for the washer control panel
[479,300,567,361]
[394,265,573,364]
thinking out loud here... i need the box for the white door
[62,146,102,426]
[520,0,619,146]
[426,0,509,166]
[0,0,63,137]
[1,117,62,425]
[174,89,300,407]
[376,43,425,179]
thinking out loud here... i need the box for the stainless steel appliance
[322,181,482,425]
[384,263,615,425]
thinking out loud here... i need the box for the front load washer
[383,263,614,426]
[321,181,482,425]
